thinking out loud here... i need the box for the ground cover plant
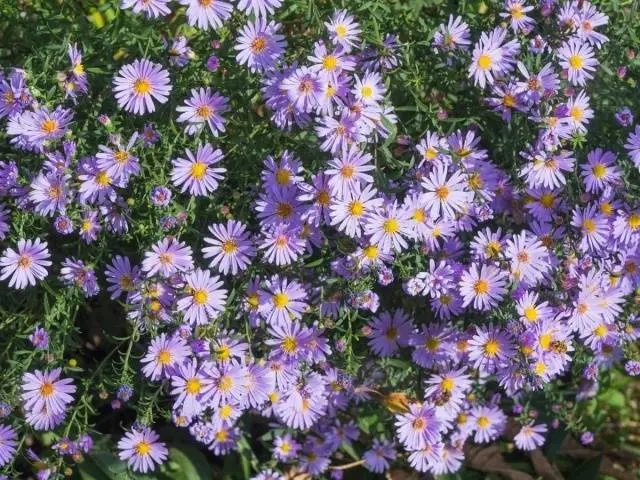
[0,0,640,478]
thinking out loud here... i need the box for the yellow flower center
[95,171,111,186]
[193,289,209,305]
[247,292,259,309]
[250,36,267,53]
[539,333,552,350]
[524,306,538,322]
[473,279,489,295]
[133,78,151,95]
[40,382,54,397]
[215,430,228,442]
[629,213,640,230]
[485,241,501,258]
[484,339,500,356]
[591,163,606,179]
[317,190,330,205]
[540,193,555,208]
[477,54,492,70]
[135,441,151,456]
[583,218,596,233]
[570,107,583,121]
[273,293,289,308]
[190,162,207,180]
[348,200,364,217]
[41,119,58,134]
[413,209,425,223]
[425,337,440,352]
[360,85,373,98]
[276,202,293,219]
[218,375,233,392]
[222,239,238,254]
[335,24,348,38]
[323,55,338,71]
[477,416,490,428]
[197,105,213,119]
[363,245,378,260]
[157,349,172,365]
[510,5,523,19]
[18,254,33,269]
[282,336,298,353]
[220,404,233,419]
[275,168,291,185]
[186,378,202,395]
[568,55,584,69]
[412,417,426,430]
[114,150,129,164]
[441,377,455,392]
[435,185,449,200]
[216,345,231,361]
[340,165,355,178]
[594,324,607,337]
[383,218,399,234]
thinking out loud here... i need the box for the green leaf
[543,428,567,461]
[167,445,213,480]
[568,454,603,480]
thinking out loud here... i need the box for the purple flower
[150,186,172,207]
[202,220,256,275]
[236,0,282,17]
[166,35,193,67]
[117,427,168,473]
[0,425,17,467]
[395,403,441,450]
[514,422,547,451]
[281,67,322,113]
[178,0,233,30]
[468,27,520,88]
[363,438,396,473]
[140,123,160,145]
[0,69,32,119]
[259,222,305,266]
[259,276,308,325]
[433,15,471,54]
[176,87,229,136]
[121,0,171,17]
[60,257,100,297]
[29,172,70,217]
[325,10,361,53]
[171,143,226,196]
[96,133,140,183]
[235,19,286,73]
[580,431,594,445]
[29,326,49,349]
[206,55,220,72]
[0,238,51,289]
[557,39,599,87]
[367,309,413,357]
[170,359,213,417]
[142,238,193,277]
[615,107,634,127]
[79,210,101,243]
[141,333,192,381]
[7,107,73,150]
[113,59,171,115]
[21,368,76,416]
[177,268,227,326]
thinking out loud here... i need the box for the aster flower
[117,427,168,473]
[203,220,256,275]
[235,19,286,73]
[60,257,100,297]
[515,62,559,104]
[470,405,507,443]
[29,326,49,349]
[203,362,248,407]
[121,0,171,18]
[521,148,574,189]
[0,69,32,119]
[176,88,229,136]
[576,2,609,48]
[500,0,535,32]
[422,164,474,220]
[236,0,282,17]
[557,39,598,86]
[352,71,385,106]
[571,204,609,252]
[395,403,441,450]
[468,324,514,373]
[316,113,365,154]
[61,43,88,98]
[113,59,171,115]
[468,27,520,88]
[615,107,634,127]
[96,133,140,183]
[275,373,327,429]
[581,148,621,192]
[21,368,76,415]
[433,15,471,54]
[363,439,396,473]
[259,276,308,326]
[281,66,321,113]
[142,238,193,277]
[0,238,51,289]
[177,268,227,325]
[170,143,226,196]
[565,90,594,133]
[330,183,382,238]
[459,263,508,311]
[364,201,412,253]
[260,222,306,266]
[171,359,213,417]
[325,10,361,52]
[367,309,413,357]
[0,425,17,467]
[256,186,304,226]
[28,172,70,217]
[178,0,232,30]
[141,333,192,381]
[326,145,374,198]
[79,210,101,243]
[505,230,550,284]
[624,125,640,170]
[261,151,304,192]
[7,106,73,150]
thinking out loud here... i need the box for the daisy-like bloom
[298,173,332,226]
[79,210,101,243]
[468,27,520,89]
[505,230,550,284]
[395,403,441,450]
[141,333,191,381]
[624,125,640,170]
[367,309,414,357]
[21,368,76,415]
[364,201,412,253]
[281,66,321,113]
[329,183,383,238]
[118,427,168,473]
[557,39,598,87]
[259,222,306,266]
[516,290,553,323]
[470,227,506,260]
[433,15,471,53]
[515,62,559,104]
[470,405,507,443]
[7,106,73,150]
[96,133,140,183]
[177,268,227,326]
[165,35,194,68]
[273,433,301,461]
[203,362,248,407]
[0,69,31,119]
[262,151,303,192]
[571,204,609,252]
[363,439,397,473]
[176,87,229,136]
[581,148,622,192]
[170,143,226,196]
[325,145,374,198]
[352,72,385,106]
[121,0,171,18]
[0,425,17,467]
[61,43,88,99]
[275,373,328,430]
[408,443,443,473]
[514,422,548,451]
[255,186,304,226]
[104,255,140,300]
[468,324,514,373]
[266,320,311,362]
[613,210,640,246]
[113,59,171,115]
[141,238,193,278]
[615,107,634,128]
[203,220,256,275]
[0,238,51,289]
[235,19,286,73]
[141,123,160,145]
[243,362,275,408]
[521,148,575,189]
[315,113,366,154]
[236,0,282,17]
[308,42,356,75]
[178,0,233,30]
[325,10,361,52]
[259,276,308,326]
[60,257,100,297]
[422,164,474,220]
[170,359,213,417]
[576,2,609,48]
[29,326,49,350]
[565,90,594,133]
[499,0,535,32]
[459,263,508,311]
[28,172,70,217]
